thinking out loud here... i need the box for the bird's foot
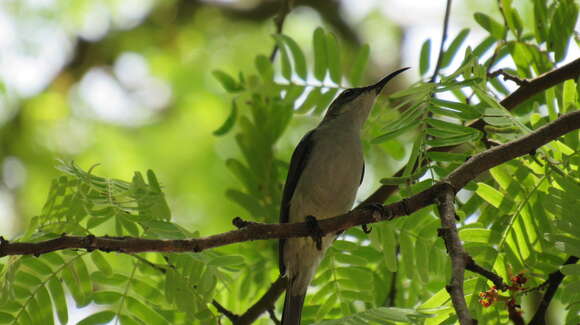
[305,215,323,250]
[359,203,384,234]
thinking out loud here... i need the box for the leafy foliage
[1,1,579,324]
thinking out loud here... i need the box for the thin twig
[269,0,294,61]
[529,256,580,325]
[436,184,475,324]
[234,276,287,325]
[430,0,453,83]
[465,256,508,291]
[212,300,239,323]
[488,69,528,86]
[267,308,281,325]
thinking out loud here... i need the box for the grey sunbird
[279,67,409,325]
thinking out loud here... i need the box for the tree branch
[529,256,580,325]
[361,57,580,207]
[234,276,287,325]
[465,256,508,291]
[1,110,578,258]
[437,184,474,324]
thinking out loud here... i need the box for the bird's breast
[289,132,363,222]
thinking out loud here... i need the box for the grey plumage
[279,68,409,325]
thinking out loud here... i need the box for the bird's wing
[360,162,365,185]
[279,130,316,274]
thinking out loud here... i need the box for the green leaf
[474,13,506,40]
[472,36,496,58]
[313,27,328,81]
[213,100,238,136]
[349,44,370,86]
[125,296,169,324]
[431,98,481,119]
[426,132,481,147]
[415,239,430,283]
[77,311,115,325]
[441,29,470,68]
[426,151,469,162]
[381,224,398,272]
[316,294,337,320]
[279,34,307,79]
[48,277,68,324]
[561,264,580,276]
[532,0,548,43]
[212,70,242,93]
[296,88,321,114]
[483,107,514,127]
[476,183,516,212]
[91,251,113,276]
[419,39,431,76]
[207,255,245,267]
[36,285,54,325]
[459,228,492,243]
[548,0,578,62]
[334,253,368,266]
[255,55,274,81]
[562,79,577,113]
[74,257,93,306]
[325,32,342,84]
[500,0,522,38]
[274,36,293,80]
[399,232,415,280]
[93,291,122,304]
[425,118,478,134]
[0,313,14,323]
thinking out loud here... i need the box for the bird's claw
[306,215,323,250]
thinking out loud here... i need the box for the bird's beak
[370,67,410,95]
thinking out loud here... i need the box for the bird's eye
[342,89,354,97]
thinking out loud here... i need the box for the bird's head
[321,67,409,129]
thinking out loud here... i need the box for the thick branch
[1,110,578,257]
[529,256,580,325]
[437,184,474,324]
[361,58,580,206]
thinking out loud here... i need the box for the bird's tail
[281,290,306,325]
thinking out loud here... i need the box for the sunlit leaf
[313,27,328,81]
[349,44,370,86]
[441,29,470,68]
[279,34,307,79]
[474,13,506,40]
[325,32,342,84]
[213,100,238,136]
[419,39,431,76]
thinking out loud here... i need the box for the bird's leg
[305,215,323,250]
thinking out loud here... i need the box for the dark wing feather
[279,130,316,274]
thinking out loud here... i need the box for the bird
[279,67,409,325]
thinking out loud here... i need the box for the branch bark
[1,110,578,258]
[437,184,474,325]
